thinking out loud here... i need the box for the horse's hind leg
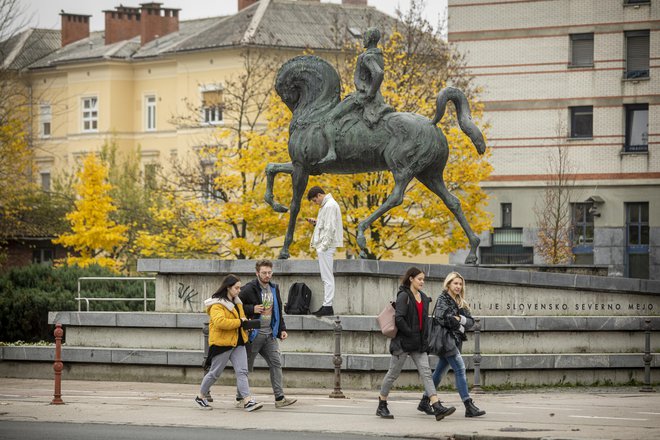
[279,166,309,260]
[356,173,414,259]
[417,171,481,265]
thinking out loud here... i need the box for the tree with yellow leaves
[262,3,492,260]
[136,49,290,259]
[53,155,128,271]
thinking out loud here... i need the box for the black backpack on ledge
[284,282,312,315]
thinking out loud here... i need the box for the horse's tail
[432,87,486,155]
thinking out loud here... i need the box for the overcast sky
[19,0,447,33]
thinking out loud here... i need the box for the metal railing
[468,316,655,392]
[77,277,156,312]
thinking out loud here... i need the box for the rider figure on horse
[318,27,394,165]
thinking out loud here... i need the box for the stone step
[49,312,660,354]
[2,345,656,371]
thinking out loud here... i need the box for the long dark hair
[212,274,241,301]
[401,267,423,288]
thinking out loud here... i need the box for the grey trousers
[245,333,284,398]
[200,345,250,399]
[379,351,437,398]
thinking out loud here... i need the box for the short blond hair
[443,272,469,310]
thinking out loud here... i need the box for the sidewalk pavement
[0,378,659,440]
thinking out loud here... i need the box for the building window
[569,106,593,138]
[81,97,98,132]
[571,202,595,264]
[625,30,650,79]
[501,203,512,228]
[201,162,222,200]
[202,88,223,124]
[145,95,156,131]
[40,105,52,137]
[626,202,649,279]
[571,203,595,246]
[33,248,54,265]
[40,172,51,191]
[625,104,648,152]
[144,163,158,190]
[627,202,649,247]
[570,33,593,67]
[625,0,650,4]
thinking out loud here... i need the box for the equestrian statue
[264,28,487,264]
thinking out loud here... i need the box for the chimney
[140,2,180,46]
[342,0,368,5]
[238,0,259,11]
[60,12,91,47]
[104,5,141,45]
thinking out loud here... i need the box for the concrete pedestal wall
[138,259,660,316]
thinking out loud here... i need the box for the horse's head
[275,55,341,119]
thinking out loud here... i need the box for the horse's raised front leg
[417,170,480,265]
[356,173,414,259]
[265,162,293,213]
[278,165,309,260]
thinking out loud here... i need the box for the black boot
[417,395,434,415]
[376,397,394,419]
[464,398,486,417]
[432,401,456,421]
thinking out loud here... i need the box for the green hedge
[0,264,155,342]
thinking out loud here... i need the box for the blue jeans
[431,352,470,401]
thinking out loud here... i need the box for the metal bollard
[329,315,345,398]
[640,318,655,393]
[471,317,484,394]
[51,323,65,405]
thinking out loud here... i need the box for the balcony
[480,228,534,265]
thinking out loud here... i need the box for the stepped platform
[1,260,658,389]
[0,312,656,389]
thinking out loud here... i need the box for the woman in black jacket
[418,271,485,418]
[376,267,456,421]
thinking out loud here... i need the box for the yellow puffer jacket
[204,296,248,347]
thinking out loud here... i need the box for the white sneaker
[275,396,297,408]
[243,399,263,412]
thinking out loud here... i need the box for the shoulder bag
[427,298,451,356]
[376,301,397,338]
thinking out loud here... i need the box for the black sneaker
[204,392,213,403]
[314,306,334,317]
[194,396,212,410]
[243,399,263,412]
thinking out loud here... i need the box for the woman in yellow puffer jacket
[194,274,263,412]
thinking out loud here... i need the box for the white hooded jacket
[310,193,344,252]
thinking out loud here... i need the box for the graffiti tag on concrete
[177,283,199,311]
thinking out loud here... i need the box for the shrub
[0,264,155,342]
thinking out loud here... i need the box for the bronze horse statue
[264,55,487,263]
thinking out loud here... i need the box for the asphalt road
[1,379,659,440]
[0,421,386,440]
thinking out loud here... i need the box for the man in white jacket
[306,186,344,317]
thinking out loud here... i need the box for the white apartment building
[449,0,659,279]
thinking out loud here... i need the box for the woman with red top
[376,267,456,421]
